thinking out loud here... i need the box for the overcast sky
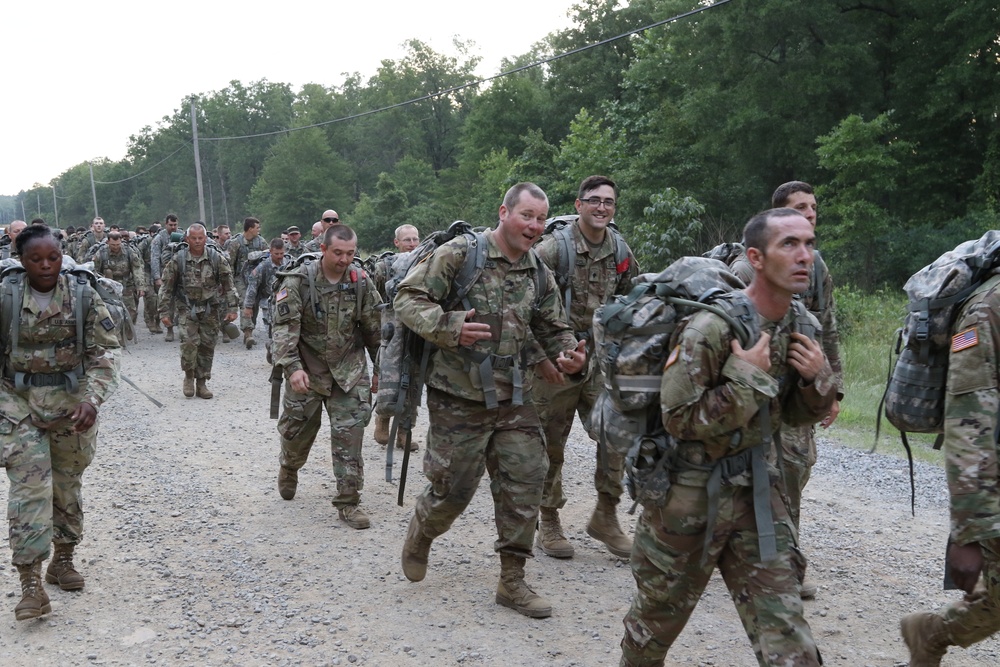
[1,0,578,196]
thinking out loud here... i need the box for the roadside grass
[832,285,945,467]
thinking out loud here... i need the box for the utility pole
[52,184,59,228]
[190,97,207,222]
[89,161,99,218]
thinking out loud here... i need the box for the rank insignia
[952,327,978,352]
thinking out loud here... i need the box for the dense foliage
[3,0,998,289]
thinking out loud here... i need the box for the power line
[93,144,190,185]
[201,0,733,143]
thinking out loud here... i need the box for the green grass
[832,285,945,466]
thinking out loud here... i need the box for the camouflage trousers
[779,424,815,532]
[235,277,259,333]
[277,380,372,508]
[621,481,819,667]
[411,388,547,557]
[1,414,97,566]
[533,371,624,510]
[123,288,139,325]
[143,272,160,329]
[177,307,220,379]
[930,537,1000,648]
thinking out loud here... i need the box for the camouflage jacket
[394,230,578,404]
[228,234,266,283]
[243,257,286,310]
[149,229,172,281]
[527,220,639,371]
[0,273,120,423]
[283,241,307,261]
[369,253,395,301]
[75,230,107,262]
[660,302,835,483]
[271,262,381,396]
[731,250,843,399]
[157,247,238,317]
[943,273,1000,545]
[136,234,154,272]
[92,245,147,291]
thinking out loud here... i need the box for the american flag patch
[275,287,288,302]
[952,327,978,352]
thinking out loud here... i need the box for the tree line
[3,0,997,290]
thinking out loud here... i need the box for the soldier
[899,269,1000,664]
[136,223,162,333]
[243,238,287,363]
[158,223,238,399]
[151,215,180,341]
[0,219,26,260]
[0,225,120,620]
[530,175,640,560]
[228,217,266,349]
[74,216,108,262]
[730,181,843,599]
[395,182,586,618]
[271,224,381,529]
[283,226,306,260]
[91,231,147,339]
[619,208,835,666]
[371,223,421,450]
[304,210,339,252]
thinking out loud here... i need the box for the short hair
[771,181,814,208]
[216,224,229,232]
[243,217,260,232]
[15,224,56,256]
[92,217,104,225]
[165,214,178,224]
[65,225,76,234]
[394,224,418,239]
[187,223,207,236]
[269,237,285,250]
[743,207,806,252]
[30,218,45,226]
[322,223,356,246]
[578,175,618,201]
[502,182,547,211]
[109,231,122,241]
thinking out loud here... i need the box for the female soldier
[1,225,120,620]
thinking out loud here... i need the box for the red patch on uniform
[616,256,630,275]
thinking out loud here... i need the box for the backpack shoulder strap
[790,299,817,341]
[450,232,488,311]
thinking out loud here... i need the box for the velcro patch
[664,345,680,370]
[952,327,979,352]
[275,288,288,302]
[278,303,290,316]
[100,317,115,332]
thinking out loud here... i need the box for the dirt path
[2,321,999,666]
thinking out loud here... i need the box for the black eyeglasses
[581,197,616,209]
[323,217,339,223]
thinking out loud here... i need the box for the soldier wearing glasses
[304,210,340,252]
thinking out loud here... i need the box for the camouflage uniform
[228,234,267,333]
[731,252,844,530]
[271,260,380,508]
[394,231,577,558]
[1,273,120,566]
[136,233,161,332]
[284,240,307,261]
[157,246,238,380]
[91,244,147,330]
[620,305,835,667]
[150,229,177,329]
[904,274,1000,652]
[530,222,639,514]
[243,257,286,354]
[74,230,106,263]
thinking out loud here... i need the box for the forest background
[2,0,998,293]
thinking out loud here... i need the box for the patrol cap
[286,226,300,235]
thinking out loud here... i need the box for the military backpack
[543,215,631,316]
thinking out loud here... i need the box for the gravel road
[2,321,1000,666]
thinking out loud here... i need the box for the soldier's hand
[70,402,98,432]
[787,332,826,382]
[947,541,984,595]
[224,312,237,323]
[459,308,492,347]
[243,307,253,319]
[371,374,379,393]
[534,359,564,385]
[731,332,771,372]
[138,290,145,298]
[289,370,310,393]
[555,339,587,376]
[820,399,841,428]
[161,316,172,327]
[154,279,162,288]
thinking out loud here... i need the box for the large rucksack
[166,242,224,304]
[0,256,131,390]
[878,231,1000,510]
[543,215,631,315]
[703,240,825,310]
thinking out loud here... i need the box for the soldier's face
[321,237,357,280]
[92,220,105,233]
[498,193,548,257]
[21,236,63,292]
[108,238,123,253]
[270,247,286,265]
[394,227,420,253]
[575,184,616,236]
[166,220,178,233]
[784,192,817,227]
[753,215,815,295]
[187,229,208,255]
[218,228,231,244]
[246,223,260,240]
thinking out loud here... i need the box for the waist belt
[458,349,525,410]
[185,298,215,315]
[6,370,81,393]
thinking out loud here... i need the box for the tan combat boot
[183,370,195,398]
[496,553,551,618]
[278,466,298,500]
[396,429,418,452]
[195,378,213,399]
[900,612,950,667]
[401,514,433,582]
[536,507,574,558]
[45,543,85,591]
[587,492,633,558]
[164,326,174,342]
[14,560,51,621]
[338,504,370,530]
[244,331,256,349]
[374,415,390,445]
